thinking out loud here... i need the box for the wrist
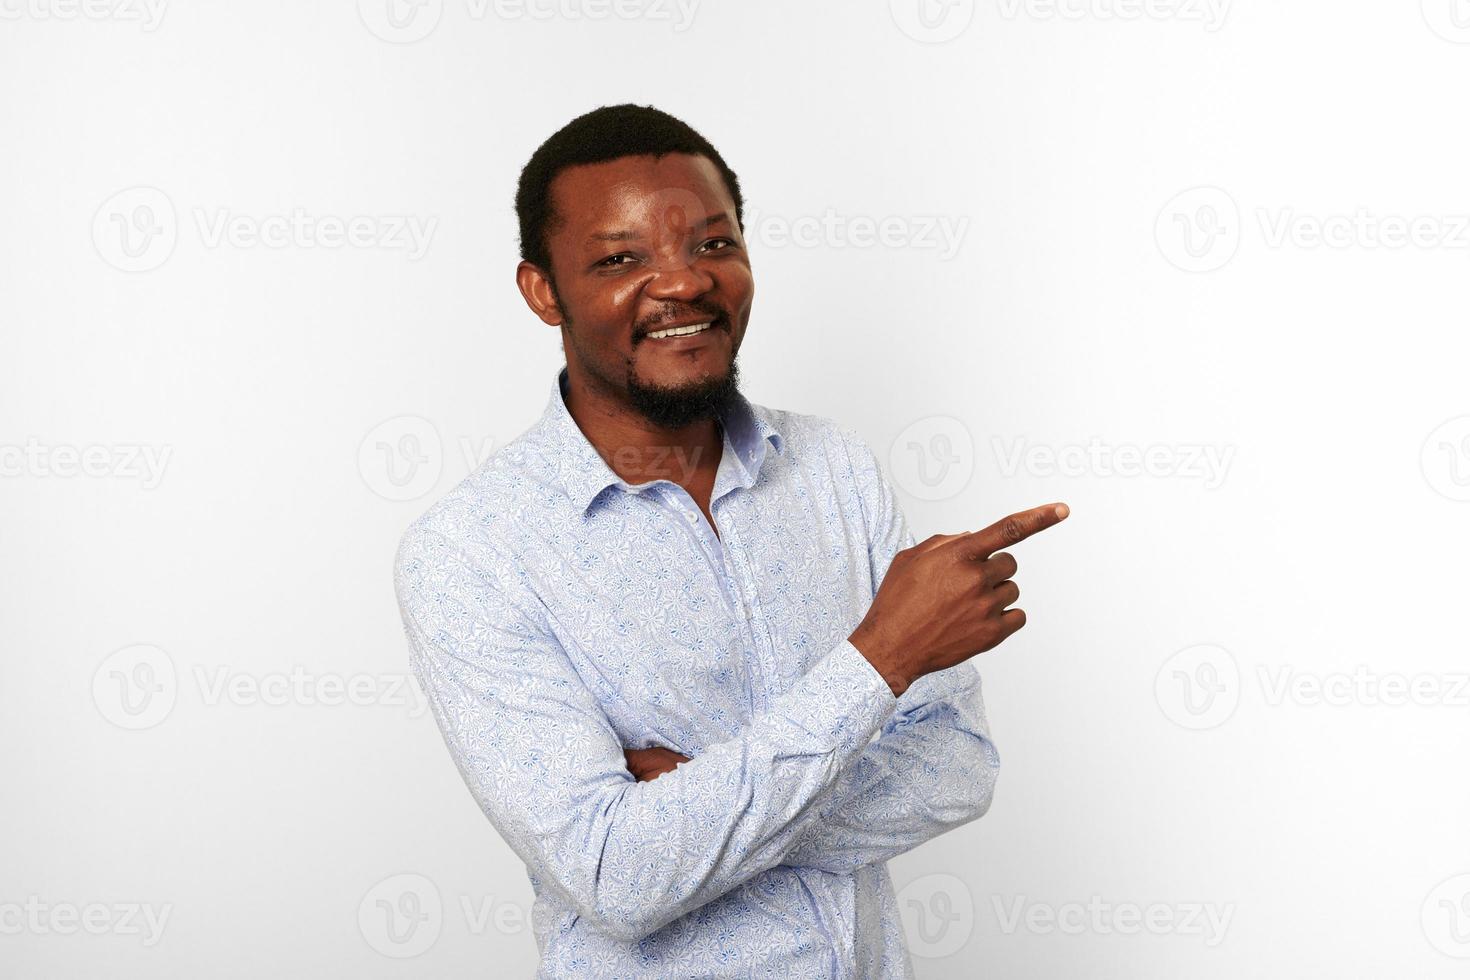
[848,624,912,699]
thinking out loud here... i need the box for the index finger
[961,502,1070,559]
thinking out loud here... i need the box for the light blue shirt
[394,365,1000,977]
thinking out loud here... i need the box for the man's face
[523,152,753,428]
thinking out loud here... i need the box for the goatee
[626,357,742,430]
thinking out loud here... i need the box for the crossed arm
[623,427,1000,873]
[394,428,999,942]
[627,657,997,874]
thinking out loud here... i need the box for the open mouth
[649,320,717,343]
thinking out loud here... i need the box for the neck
[561,368,723,492]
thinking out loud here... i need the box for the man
[393,103,1069,977]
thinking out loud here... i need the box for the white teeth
[648,321,714,340]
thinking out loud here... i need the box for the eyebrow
[585,212,732,245]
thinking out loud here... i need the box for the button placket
[711,496,782,714]
[653,483,752,652]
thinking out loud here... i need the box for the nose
[644,257,715,304]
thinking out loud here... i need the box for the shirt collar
[541,365,784,519]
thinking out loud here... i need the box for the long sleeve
[394,522,899,944]
[778,426,1002,873]
[778,662,999,872]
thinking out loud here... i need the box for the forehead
[547,153,735,240]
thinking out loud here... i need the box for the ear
[516,261,564,327]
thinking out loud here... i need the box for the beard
[625,353,741,429]
[555,281,744,430]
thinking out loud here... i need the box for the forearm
[411,625,897,942]
[778,662,1000,873]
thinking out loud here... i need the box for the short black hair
[514,103,745,277]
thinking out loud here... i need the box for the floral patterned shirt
[393,365,1000,977]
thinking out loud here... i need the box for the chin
[627,357,741,428]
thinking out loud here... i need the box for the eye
[597,253,636,268]
[698,238,736,253]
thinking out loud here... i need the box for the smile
[647,321,715,340]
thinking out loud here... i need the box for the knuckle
[1000,518,1025,543]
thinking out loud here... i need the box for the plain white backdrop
[3,0,1469,976]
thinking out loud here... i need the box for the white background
[3,0,1470,976]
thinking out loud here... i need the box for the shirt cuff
[775,637,899,755]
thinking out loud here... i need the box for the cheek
[606,278,652,317]
[567,278,648,334]
[730,272,756,321]
[716,264,754,305]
